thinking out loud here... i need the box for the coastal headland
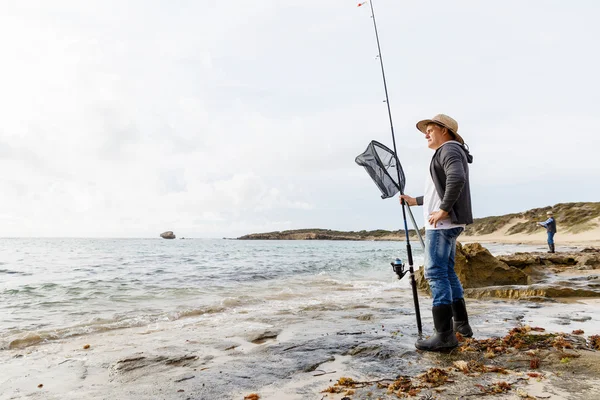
[238,202,600,247]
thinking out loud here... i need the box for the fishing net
[355,140,405,198]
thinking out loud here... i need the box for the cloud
[0,1,598,237]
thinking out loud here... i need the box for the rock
[578,265,596,271]
[580,254,600,268]
[415,243,600,300]
[545,255,578,265]
[464,284,600,300]
[416,242,529,293]
[499,252,598,269]
[582,247,600,253]
[160,231,176,239]
[346,344,394,359]
[497,253,542,268]
[110,354,198,382]
[244,329,281,344]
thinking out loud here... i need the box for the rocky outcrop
[415,242,529,293]
[458,243,531,287]
[498,252,600,270]
[416,243,600,300]
[498,253,577,268]
[236,229,420,241]
[240,232,362,241]
[465,283,600,300]
[160,231,176,239]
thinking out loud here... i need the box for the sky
[0,0,598,238]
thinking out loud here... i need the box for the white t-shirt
[423,141,467,231]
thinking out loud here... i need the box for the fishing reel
[391,258,408,280]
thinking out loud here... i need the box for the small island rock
[160,231,176,239]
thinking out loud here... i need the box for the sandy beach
[460,218,600,247]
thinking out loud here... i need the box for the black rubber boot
[550,244,555,253]
[451,298,473,338]
[415,304,458,351]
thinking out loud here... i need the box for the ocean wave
[1,304,232,351]
[6,333,44,349]
[2,286,39,295]
[166,305,226,320]
[299,303,344,312]
[221,296,259,307]
[0,239,421,352]
[0,268,31,276]
[263,290,300,301]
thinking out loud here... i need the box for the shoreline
[459,233,600,248]
[238,228,600,248]
[237,235,600,248]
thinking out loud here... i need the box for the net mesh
[355,140,406,199]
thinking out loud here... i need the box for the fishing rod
[365,2,424,250]
[367,0,422,335]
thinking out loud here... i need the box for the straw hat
[416,114,464,145]
[547,211,554,216]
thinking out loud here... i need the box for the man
[537,211,557,253]
[400,114,474,352]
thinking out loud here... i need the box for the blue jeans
[424,227,464,307]
[547,232,555,245]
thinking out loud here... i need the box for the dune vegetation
[237,202,600,240]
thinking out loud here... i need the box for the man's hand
[428,209,449,228]
[399,195,417,206]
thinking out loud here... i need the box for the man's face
[424,123,449,150]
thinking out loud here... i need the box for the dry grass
[469,202,600,236]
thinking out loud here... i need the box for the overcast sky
[1,0,598,238]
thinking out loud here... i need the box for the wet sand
[460,217,600,247]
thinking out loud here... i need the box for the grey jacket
[416,142,474,225]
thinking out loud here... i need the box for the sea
[0,238,553,351]
[0,238,431,350]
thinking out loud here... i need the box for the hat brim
[416,119,464,145]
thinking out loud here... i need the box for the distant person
[537,211,557,253]
[400,114,474,352]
